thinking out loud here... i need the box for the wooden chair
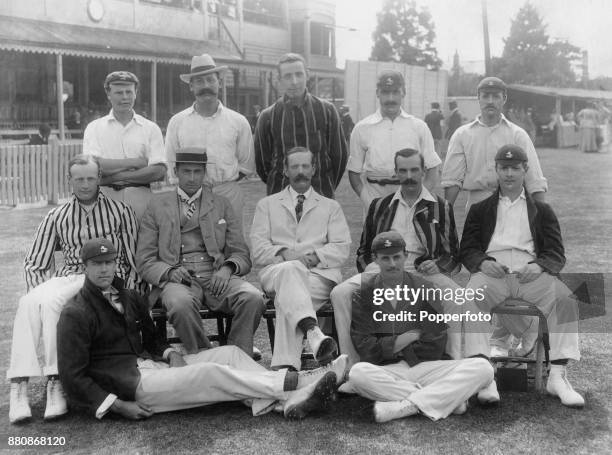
[490,299,550,392]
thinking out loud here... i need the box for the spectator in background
[424,102,444,159]
[577,104,601,153]
[445,100,462,141]
[28,123,51,145]
[339,105,355,144]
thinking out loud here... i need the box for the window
[310,22,333,58]
[291,22,304,54]
[243,0,286,27]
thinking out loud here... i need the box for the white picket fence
[0,142,82,206]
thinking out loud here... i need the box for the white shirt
[390,186,436,255]
[347,109,441,178]
[486,189,536,271]
[441,114,547,193]
[165,102,255,185]
[83,110,166,167]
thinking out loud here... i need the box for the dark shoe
[284,371,337,419]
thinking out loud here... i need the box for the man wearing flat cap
[460,144,584,408]
[136,149,264,358]
[254,53,348,199]
[345,231,494,423]
[442,76,547,211]
[348,70,441,211]
[83,71,167,220]
[165,54,255,219]
[58,238,346,422]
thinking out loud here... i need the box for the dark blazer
[351,272,449,366]
[445,109,462,140]
[356,192,459,274]
[57,277,170,416]
[459,189,565,274]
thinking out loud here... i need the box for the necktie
[177,188,202,220]
[295,194,305,222]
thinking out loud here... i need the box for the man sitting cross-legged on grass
[460,144,583,408]
[58,238,350,421]
[345,232,494,423]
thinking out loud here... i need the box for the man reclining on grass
[344,231,495,423]
[56,238,349,421]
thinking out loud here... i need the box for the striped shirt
[24,192,140,291]
[254,92,348,198]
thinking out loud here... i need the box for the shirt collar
[391,185,436,207]
[106,109,141,125]
[282,90,310,108]
[177,187,203,204]
[190,101,224,118]
[288,185,313,204]
[365,108,412,124]
[71,189,105,208]
[471,113,510,129]
[499,188,526,205]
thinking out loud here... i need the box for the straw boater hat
[180,54,228,83]
[173,147,210,165]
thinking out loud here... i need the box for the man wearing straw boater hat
[83,71,167,220]
[165,54,255,219]
[136,149,264,359]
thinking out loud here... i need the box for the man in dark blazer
[460,144,583,408]
[445,101,462,141]
[58,238,345,421]
[137,149,264,357]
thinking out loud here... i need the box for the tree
[370,0,442,70]
[492,2,581,86]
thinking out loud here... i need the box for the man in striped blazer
[8,154,140,424]
[254,53,348,199]
[331,149,489,379]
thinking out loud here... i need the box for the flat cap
[377,70,405,90]
[477,76,506,93]
[371,231,406,255]
[81,238,117,263]
[104,71,139,88]
[495,144,528,163]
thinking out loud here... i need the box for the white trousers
[466,272,580,360]
[7,274,85,379]
[348,358,493,421]
[330,262,487,365]
[259,261,334,370]
[136,346,288,416]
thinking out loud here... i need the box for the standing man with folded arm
[83,71,167,220]
[348,70,441,210]
[165,54,255,218]
[441,76,547,211]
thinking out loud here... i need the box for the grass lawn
[0,147,610,454]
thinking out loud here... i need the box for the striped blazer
[253,92,348,198]
[356,192,459,274]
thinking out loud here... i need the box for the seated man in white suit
[250,146,352,370]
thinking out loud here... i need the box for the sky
[335,0,612,78]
